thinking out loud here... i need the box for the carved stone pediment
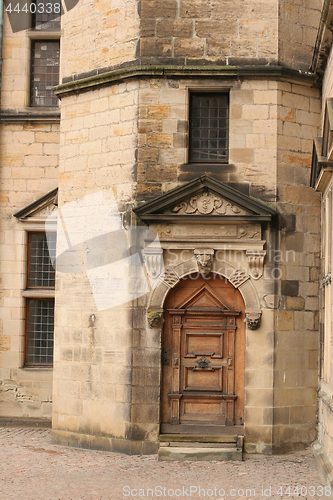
[14,188,58,221]
[134,175,277,224]
[166,192,250,216]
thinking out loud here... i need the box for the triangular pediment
[176,282,233,311]
[14,188,58,221]
[134,176,277,223]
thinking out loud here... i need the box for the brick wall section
[274,82,321,451]
[61,0,139,80]
[278,0,322,72]
[139,0,279,64]
[0,122,59,418]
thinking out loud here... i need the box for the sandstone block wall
[274,82,321,452]
[1,15,30,109]
[0,121,59,418]
[278,0,322,72]
[61,0,140,80]
[0,8,60,419]
[139,0,278,64]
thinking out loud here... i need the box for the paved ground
[0,426,329,500]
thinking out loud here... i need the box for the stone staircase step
[158,446,242,461]
[159,434,238,443]
[158,434,244,461]
[167,442,237,448]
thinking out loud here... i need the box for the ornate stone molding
[147,310,164,329]
[245,310,262,330]
[160,266,179,288]
[170,192,247,216]
[246,250,266,279]
[322,273,332,287]
[143,247,164,279]
[228,268,249,288]
[193,249,214,276]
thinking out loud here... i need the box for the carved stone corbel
[245,310,262,330]
[193,249,214,276]
[246,250,266,280]
[147,310,164,328]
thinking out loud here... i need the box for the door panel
[161,274,245,431]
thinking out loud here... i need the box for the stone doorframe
[146,258,262,331]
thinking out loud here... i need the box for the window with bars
[189,93,229,163]
[26,233,56,366]
[32,0,61,30]
[30,40,60,107]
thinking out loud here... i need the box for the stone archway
[147,259,262,331]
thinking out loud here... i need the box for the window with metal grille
[26,299,54,365]
[189,93,229,163]
[32,0,61,30]
[26,233,56,366]
[30,40,60,107]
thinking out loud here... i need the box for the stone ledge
[0,111,60,122]
[0,417,52,428]
[52,430,158,455]
[54,63,318,99]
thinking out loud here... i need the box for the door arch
[161,273,245,433]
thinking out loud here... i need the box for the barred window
[28,233,56,287]
[26,233,56,366]
[189,93,229,163]
[30,40,60,107]
[32,0,61,30]
[26,299,54,365]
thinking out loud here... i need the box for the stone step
[159,434,238,443]
[158,446,243,461]
[166,442,237,448]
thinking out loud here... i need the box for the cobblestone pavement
[0,426,328,500]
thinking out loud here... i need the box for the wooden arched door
[161,273,245,433]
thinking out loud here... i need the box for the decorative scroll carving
[169,191,248,216]
[238,225,261,239]
[245,311,262,330]
[154,224,173,238]
[246,250,266,279]
[322,273,332,287]
[228,268,249,288]
[143,247,164,279]
[193,249,214,276]
[160,266,179,288]
[147,310,164,328]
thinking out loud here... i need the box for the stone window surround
[22,226,56,367]
[15,205,57,368]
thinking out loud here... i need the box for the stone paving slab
[0,427,329,500]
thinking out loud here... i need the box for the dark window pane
[30,40,59,107]
[28,233,56,288]
[189,93,229,163]
[26,299,54,365]
[32,0,61,30]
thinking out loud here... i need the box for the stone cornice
[53,63,318,99]
[311,0,333,76]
